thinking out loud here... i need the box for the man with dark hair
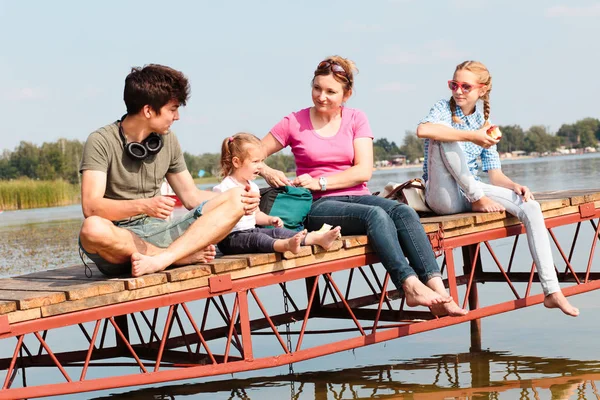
[79,64,258,277]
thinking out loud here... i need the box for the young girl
[214,133,341,255]
[416,60,579,317]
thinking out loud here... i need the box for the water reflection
[87,350,600,399]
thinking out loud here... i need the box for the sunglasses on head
[447,80,484,94]
[317,60,350,81]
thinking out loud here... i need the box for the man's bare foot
[274,230,307,254]
[403,276,452,308]
[472,196,505,213]
[173,244,216,266]
[544,291,579,317]
[430,301,469,317]
[131,252,172,277]
[306,226,342,250]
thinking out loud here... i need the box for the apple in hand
[487,125,502,140]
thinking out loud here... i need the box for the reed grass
[0,179,80,210]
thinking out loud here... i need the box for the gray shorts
[79,202,207,276]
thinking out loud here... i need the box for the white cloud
[377,40,466,66]
[375,82,416,93]
[4,87,48,101]
[342,20,384,33]
[546,4,600,17]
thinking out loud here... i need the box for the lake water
[1,153,600,399]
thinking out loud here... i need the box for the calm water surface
[1,153,600,399]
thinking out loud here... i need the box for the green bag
[259,186,313,231]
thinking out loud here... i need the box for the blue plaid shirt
[419,99,501,182]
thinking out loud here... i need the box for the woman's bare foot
[274,230,307,254]
[402,276,452,308]
[430,301,469,317]
[305,226,342,250]
[131,252,173,277]
[472,196,505,213]
[544,291,579,317]
[173,244,216,266]
[425,276,468,317]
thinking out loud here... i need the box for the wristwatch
[319,177,327,191]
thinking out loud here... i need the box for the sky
[1,0,599,155]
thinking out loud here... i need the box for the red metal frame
[0,207,599,399]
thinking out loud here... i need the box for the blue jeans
[306,195,441,291]
[218,227,298,255]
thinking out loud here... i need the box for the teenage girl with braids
[416,60,579,316]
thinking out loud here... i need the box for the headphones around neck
[119,114,164,161]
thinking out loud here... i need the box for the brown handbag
[379,178,432,213]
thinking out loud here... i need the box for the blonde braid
[449,97,462,124]
[483,99,491,124]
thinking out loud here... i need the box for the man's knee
[80,216,115,248]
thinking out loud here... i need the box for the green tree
[524,126,560,153]
[399,131,424,163]
[497,125,525,153]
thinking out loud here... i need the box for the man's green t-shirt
[80,121,187,201]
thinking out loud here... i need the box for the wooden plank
[312,240,343,254]
[0,278,124,301]
[210,258,248,274]
[164,265,212,282]
[113,273,167,290]
[419,214,475,230]
[342,235,369,249]
[570,192,600,206]
[230,245,375,280]
[41,284,169,317]
[0,300,17,315]
[41,275,212,318]
[474,211,507,224]
[282,246,313,260]
[538,198,570,211]
[0,290,66,310]
[8,308,41,324]
[18,264,108,281]
[221,253,280,267]
[422,223,439,234]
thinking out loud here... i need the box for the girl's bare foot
[274,230,307,254]
[472,196,505,213]
[173,244,216,266]
[131,252,173,277]
[306,226,342,250]
[544,291,579,317]
[402,276,452,308]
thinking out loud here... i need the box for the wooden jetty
[0,189,599,399]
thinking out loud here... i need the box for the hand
[145,196,176,219]
[470,127,500,149]
[241,188,260,215]
[513,183,534,201]
[292,174,320,191]
[270,216,284,228]
[262,165,292,187]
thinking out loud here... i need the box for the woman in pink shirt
[260,56,466,316]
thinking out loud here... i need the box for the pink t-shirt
[270,107,374,200]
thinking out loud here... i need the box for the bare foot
[472,196,505,213]
[306,226,342,250]
[430,301,469,317]
[544,291,579,317]
[403,276,452,308]
[174,244,216,266]
[274,230,307,254]
[131,252,173,277]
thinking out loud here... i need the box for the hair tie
[228,136,234,143]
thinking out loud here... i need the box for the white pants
[425,140,560,295]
